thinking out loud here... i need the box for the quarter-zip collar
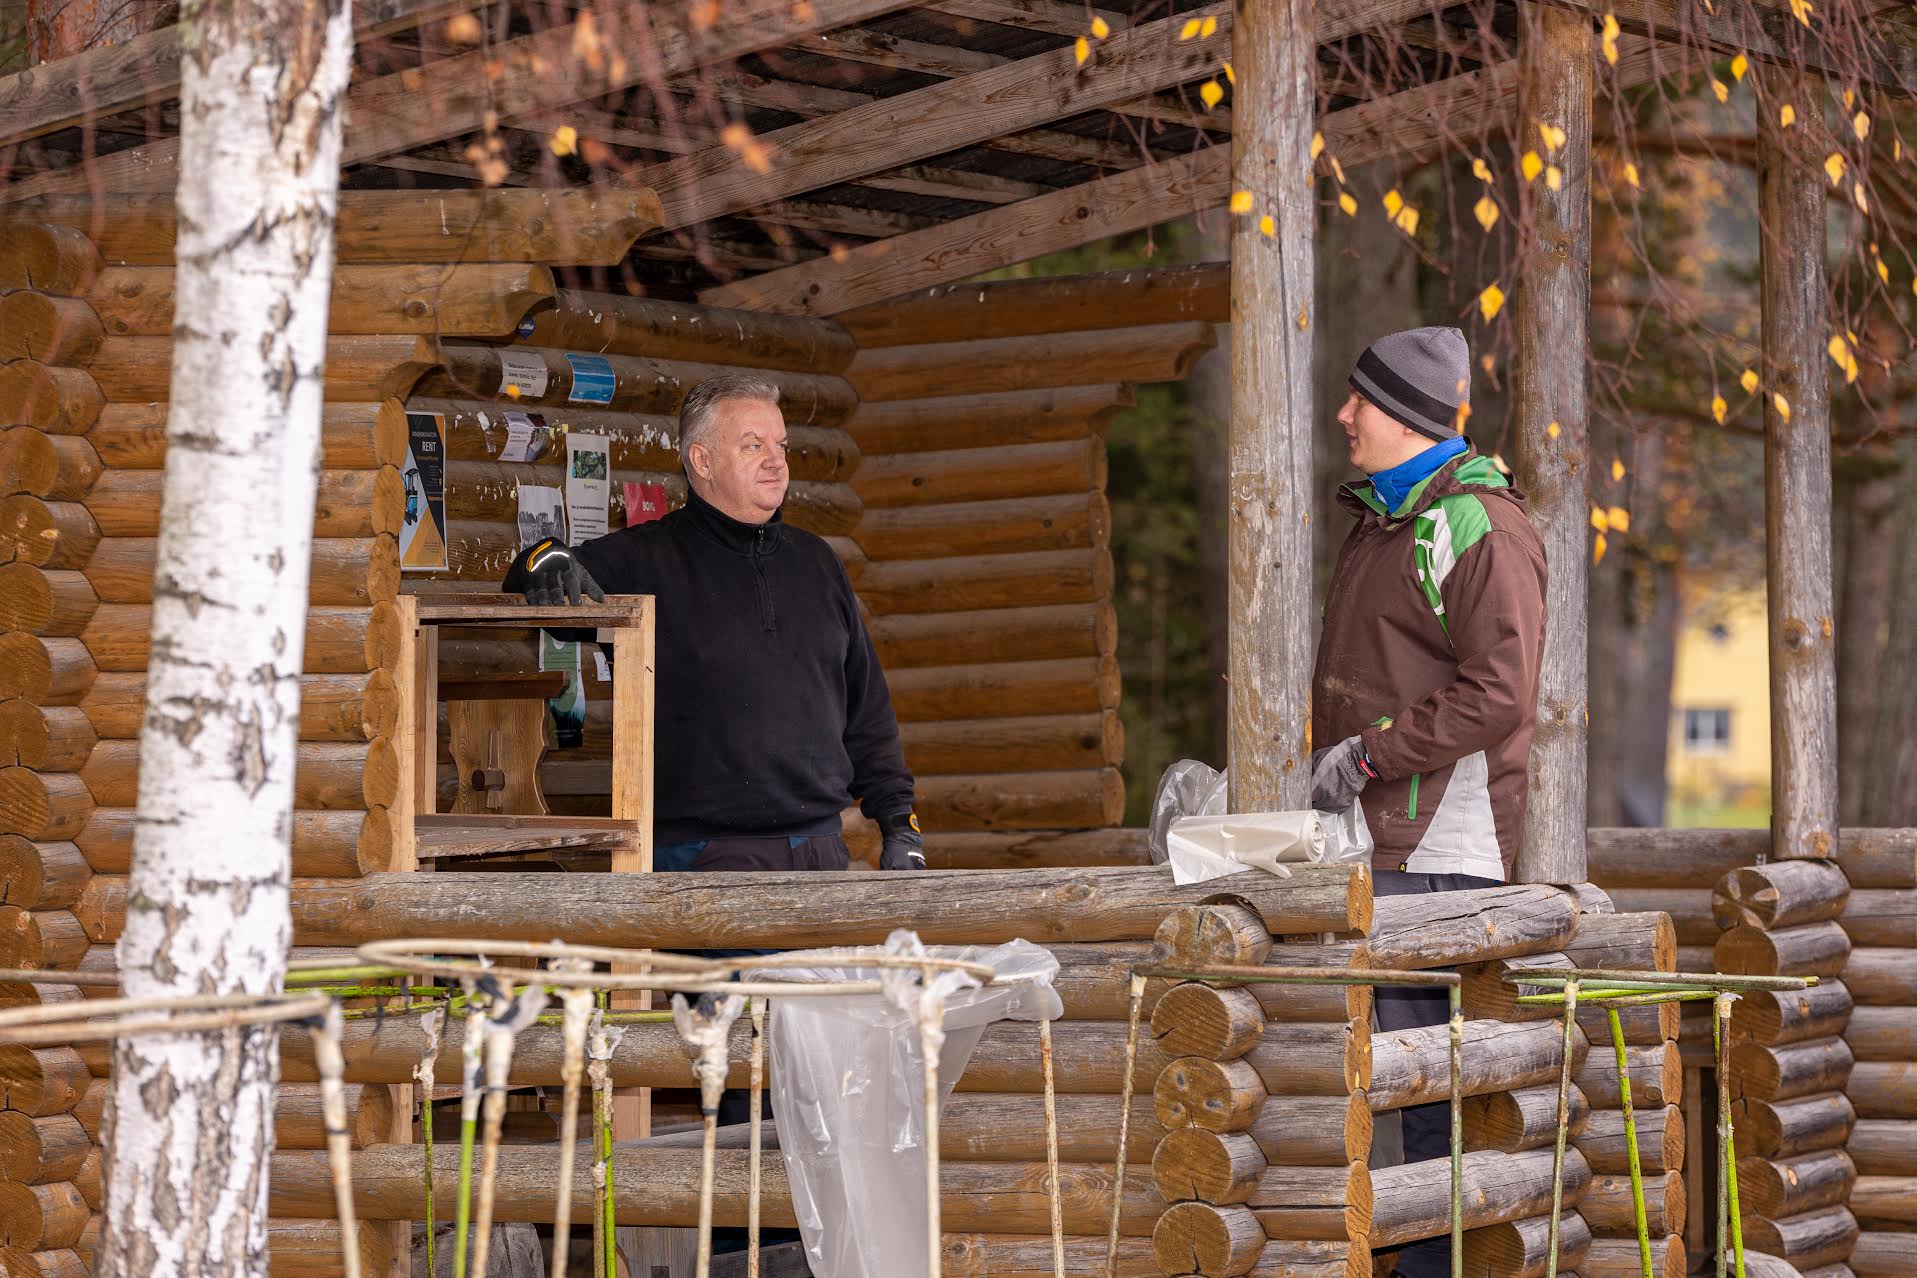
[683,486,787,557]
[1337,442,1512,525]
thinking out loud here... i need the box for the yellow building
[1667,585,1771,824]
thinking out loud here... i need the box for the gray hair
[678,374,782,475]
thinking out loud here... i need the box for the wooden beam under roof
[704,36,1661,314]
[0,0,922,204]
[1556,0,1916,94]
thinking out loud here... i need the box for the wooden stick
[309,1004,365,1278]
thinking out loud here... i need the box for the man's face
[1336,388,1426,474]
[688,397,790,524]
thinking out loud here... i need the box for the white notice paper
[498,350,550,399]
[516,484,565,550]
[564,432,610,544]
[499,411,549,463]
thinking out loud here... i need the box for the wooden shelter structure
[1,0,1915,1275]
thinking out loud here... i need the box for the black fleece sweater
[566,490,914,843]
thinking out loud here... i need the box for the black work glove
[878,812,926,871]
[503,538,606,606]
[1310,734,1376,812]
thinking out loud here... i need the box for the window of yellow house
[1683,707,1732,755]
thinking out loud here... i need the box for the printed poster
[498,410,550,463]
[497,350,550,400]
[566,352,616,405]
[516,484,564,551]
[623,481,667,527]
[565,432,610,544]
[400,411,447,572]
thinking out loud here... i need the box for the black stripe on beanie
[1352,347,1458,440]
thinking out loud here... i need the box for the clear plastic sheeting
[1148,758,1374,883]
[764,931,1062,1278]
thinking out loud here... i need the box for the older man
[503,373,924,874]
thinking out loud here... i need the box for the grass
[1665,798,1770,828]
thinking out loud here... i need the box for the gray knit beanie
[1348,326,1470,440]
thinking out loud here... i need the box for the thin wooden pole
[1757,65,1838,864]
[1512,2,1593,885]
[1226,0,1314,813]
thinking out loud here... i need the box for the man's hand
[1311,735,1376,812]
[504,539,606,606]
[878,812,926,871]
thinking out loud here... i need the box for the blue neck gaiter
[1369,435,1468,516]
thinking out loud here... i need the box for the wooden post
[1226,0,1315,813]
[1511,4,1593,884]
[1757,69,1838,863]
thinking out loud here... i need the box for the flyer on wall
[565,432,611,543]
[400,410,448,571]
[516,484,565,551]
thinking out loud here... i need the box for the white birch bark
[99,0,353,1273]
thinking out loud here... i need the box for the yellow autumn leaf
[1539,122,1567,152]
[1200,80,1224,109]
[1740,368,1759,394]
[1200,15,1216,37]
[1825,152,1845,185]
[1623,162,1640,189]
[1260,214,1275,237]
[1611,457,1626,482]
[1844,89,1855,109]
[1545,165,1563,191]
[1474,194,1500,231]
[1780,103,1796,128]
[1730,53,1748,81]
[1395,206,1420,236]
[1329,156,1345,185]
[1074,36,1090,64]
[1875,254,1889,283]
[1711,78,1729,103]
[1091,15,1110,37]
[1521,150,1543,182]
[550,124,578,157]
[1471,157,1491,182]
[1854,184,1870,216]
[1179,17,1202,39]
[1311,132,1325,160]
[1479,283,1506,321]
[1711,395,1727,424]
[1608,506,1631,532]
[1593,532,1609,565]
[1601,13,1620,65]
[1547,420,1562,440]
[1297,306,1309,330]
[1853,111,1870,140]
[1590,506,1609,531]
[1223,61,1235,85]
[1229,190,1254,214]
[1773,392,1791,421]
[1383,189,1403,217]
[504,383,522,400]
[1787,0,1810,25]
[1338,191,1358,217]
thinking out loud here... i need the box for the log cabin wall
[838,269,1223,868]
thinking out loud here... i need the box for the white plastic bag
[764,931,1062,1278]
[1150,758,1375,884]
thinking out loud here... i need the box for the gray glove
[1310,735,1375,812]
[878,812,926,871]
[503,538,606,606]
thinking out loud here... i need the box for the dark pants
[655,832,849,1253]
[1371,869,1501,1278]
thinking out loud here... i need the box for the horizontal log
[859,492,1110,560]
[264,1220,400,1278]
[0,565,96,639]
[1464,1083,1588,1152]
[1574,1038,1682,1108]
[1737,1149,1857,1218]
[942,1233,1159,1277]
[0,1180,86,1250]
[1849,1062,1917,1119]
[1849,1119,1917,1175]
[1735,1092,1857,1158]
[88,400,407,471]
[1367,884,1580,970]
[1367,1018,1585,1112]
[855,438,1107,509]
[1461,1212,1591,1278]
[0,1112,88,1185]
[1741,1205,1859,1271]
[917,768,1123,831]
[415,343,857,428]
[87,262,554,337]
[1369,1147,1591,1249]
[522,288,855,373]
[0,223,97,293]
[923,827,1150,869]
[1155,1055,1265,1135]
[888,655,1120,720]
[941,1094,1162,1163]
[75,807,371,878]
[1459,951,1566,1023]
[1151,1202,1263,1277]
[856,548,1114,616]
[275,1083,395,1151]
[3,904,86,962]
[1150,983,1263,1061]
[1246,1160,1371,1241]
[0,837,88,909]
[0,1044,89,1115]
[1599,887,1714,946]
[288,863,1369,950]
[0,496,98,570]
[1582,1169,1684,1234]
[1840,890,1916,947]
[82,535,398,606]
[0,702,95,771]
[0,362,101,435]
[848,323,1216,402]
[1714,860,1851,931]
[80,670,396,744]
[839,264,1227,348]
[1563,907,1678,971]
[1716,921,1852,978]
[0,293,102,365]
[81,601,402,672]
[0,769,91,842]
[1832,829,1916,888]
[1155,903,1273,968]
[1843,947,1917,1005]
[21,189,666,266]
[1575,1103,1684,1173]
[1579,1234,1684,1278]
[1852,1174,1917,1224]
[1588,827,1917,888]
[1732,1037,1856,1102]
[0,430,97,500]
[1733,980,1855,1046]
[1148,1127,1264,1205]
[78,736,398,812]
[1853,1230,1917,1276]
[1241,1020,1370,1097]
[86,335,438,402]
[86,467,403,539]
[270,1143,1161,1235]
[847,385,1132,455]
[901,712,1123,776]
[871,603,1116,669]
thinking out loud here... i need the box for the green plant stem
[1609,1006,1654,1278]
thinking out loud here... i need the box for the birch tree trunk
[98,0,352,1273]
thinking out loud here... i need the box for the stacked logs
[841,277,1222,864]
